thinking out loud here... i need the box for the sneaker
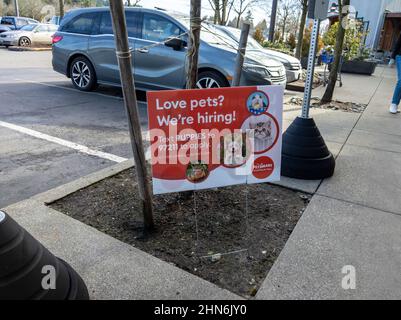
[389,104,398,114]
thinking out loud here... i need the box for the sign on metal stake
[302,19,320,119]
[280,0,335,180]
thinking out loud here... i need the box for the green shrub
[262,41,293,55]
[322,21,368,61]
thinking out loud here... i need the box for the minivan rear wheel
[70,57,97,91]
[196,71,228,89]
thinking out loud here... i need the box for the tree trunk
[268,0,278,42]
[295,0,308,59]
[321,0,349,103]
[59,0,64,18]
[186,0,201,89]
[215,0,221,24]
[221,0,227,25]
[109,0,155,232]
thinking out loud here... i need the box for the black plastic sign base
[0,210,89,300]
[281,117,335,180]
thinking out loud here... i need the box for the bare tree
[59,0,64,18]
[277,0,298,41]
[233,0,259,28]
[321,0,350,103]
[208,0,234,25]
[126,0,141,6]
[295,0,308,59]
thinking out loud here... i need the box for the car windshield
[20,24,37,31]
[170,13,238,48]
[222,27,263,50]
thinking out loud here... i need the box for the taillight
[52,35,63,44]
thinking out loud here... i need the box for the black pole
[268,0,278,42]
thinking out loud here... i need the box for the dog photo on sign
[220,132,247,167]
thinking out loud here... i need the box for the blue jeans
[392,55,401,105]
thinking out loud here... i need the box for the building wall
[350,0,385,49]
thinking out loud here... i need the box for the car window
[28,19,38,24]
[20,24,37,31]
[142,13,181,42]
[125,11,140,38]
[17,18,28,26]
[1,18,13,25]
[48,25,58,32]
[98,11,139,37]
[99,12,113,34]
[61,13,97,35]
[36,25,48,32]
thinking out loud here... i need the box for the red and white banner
[147,85,283,194]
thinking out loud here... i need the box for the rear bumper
[52,46,68,76]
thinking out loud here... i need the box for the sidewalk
[257,65,401,299]
[3,66,400,300]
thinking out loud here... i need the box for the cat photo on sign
[241,114,278,153]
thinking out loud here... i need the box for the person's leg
[390,55,401,113]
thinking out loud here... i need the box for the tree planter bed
[50,168,310,298]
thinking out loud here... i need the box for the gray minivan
[52,7,286,91]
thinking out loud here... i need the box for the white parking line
[13,78,124,100]
[0,120,128,163]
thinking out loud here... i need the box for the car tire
[70,57,97,92]
[18,37,31,47]
[196,71,229,89]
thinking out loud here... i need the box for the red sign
[147,85,283,194]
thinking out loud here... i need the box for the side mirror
[164,37,186,51]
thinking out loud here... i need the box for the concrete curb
[7,46,52,52]
[34,159,135,204]
[3,160,242,300]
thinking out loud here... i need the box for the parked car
[52,7,286,91]
[0,23,58,47]
[0,16,39,34]
[49,16,61,25]
[216,26,302,83]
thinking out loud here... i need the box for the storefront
[378,12,401,52]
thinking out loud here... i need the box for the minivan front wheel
[70,57,97,91]
[196,71,228,89]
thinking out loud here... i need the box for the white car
[216,26,302,83]
[0,23,58,47]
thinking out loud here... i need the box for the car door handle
[138,48,149,54]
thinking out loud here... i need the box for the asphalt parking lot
[0,48,149,208]
[0,47,301,209]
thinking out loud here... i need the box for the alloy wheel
[71,61,91,89]
[19,37,30,47]
[196,77,220,89]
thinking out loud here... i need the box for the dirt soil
[50,168,310,298]
[287,96,367,113]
